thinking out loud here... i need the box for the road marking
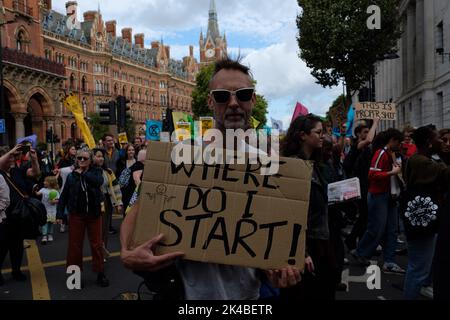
[1,252,120,274]
[377,296,387,300]
[25,240,51,300]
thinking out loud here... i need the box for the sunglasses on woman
[77,156,90,161]
[210,87,255,104]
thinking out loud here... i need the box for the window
[81,76,87,92]
[69,74,76,90]
[16,30,25,51]
[437,92,444,128]
[437,21,444,52]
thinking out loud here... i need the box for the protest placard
[354,102,397,121]
[131,141,313,270]
[175,122,191,141]
[200,117,214,137]
[146,120,162,141]
[118,132,128,144]
[327,177,361,204]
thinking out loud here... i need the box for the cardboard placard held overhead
[131,141,313,270]
[354,102,397,121]
[118,132,128,144]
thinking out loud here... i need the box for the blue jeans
[356,192,398,264]
[403,234,437,299]
[42,222,54,236]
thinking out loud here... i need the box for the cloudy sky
[53,0,341,129]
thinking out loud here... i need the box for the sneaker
[96,272,110,287]
[420,286,434,299]
[60,224,66,233]
[350,249,370,266]
[23,240,31,249]
[12,271,27,281]
[382,263,406,275]
[41,235,48,245]
[47,235,53,242]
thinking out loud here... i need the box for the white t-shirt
[39,188,60,222]
[59,166,73,191]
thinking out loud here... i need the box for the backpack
[118,167,132,188]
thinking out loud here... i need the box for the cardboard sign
[328,177,361,204]
[131,141,313,270]
[146,120,162,141]
[200,117,214,137]
[118,132,128,144]
[354,102,397,121]
[175,122,191,141]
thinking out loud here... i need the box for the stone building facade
[375,0,450,131]
[1,0,198,147]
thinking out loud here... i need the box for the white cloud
[52,0,341,123]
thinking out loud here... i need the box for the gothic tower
[199,0,227,65]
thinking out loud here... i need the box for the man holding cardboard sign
[120,58,306,299]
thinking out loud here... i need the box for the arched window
[114,83,118,95]
[16,30,26,52]
[122,86,126,97]
[130,87,135,101]
[69,74,76,90]
[81,76,87,92]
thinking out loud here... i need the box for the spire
[209,0,216,13]
[98,1,101,14]
[200,28,203,40]
[207,0,220,45]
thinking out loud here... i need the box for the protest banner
[131,141,313,270]
[146,120,162,141]
[118,132,128,144]
[175,122,191,141]
[200,117,214,137]
[328,177,361,204]
[354,102,397,121]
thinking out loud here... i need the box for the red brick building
[1,0,198,147]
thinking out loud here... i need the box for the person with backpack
[0,144,41,284]
[116,144,136,179]
[401,125,450,299]
[351,129,405,274]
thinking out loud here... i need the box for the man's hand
[264,267,301,288]
[121,233,184,272]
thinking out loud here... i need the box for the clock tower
[199,0,227,65]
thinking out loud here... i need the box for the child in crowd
[35,176,60,245]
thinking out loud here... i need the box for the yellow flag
[250,116,260,129]
[63,94,96,149]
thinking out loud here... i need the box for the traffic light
[46,129,60,143]
[99,101,117,125]
[116,95,131,129]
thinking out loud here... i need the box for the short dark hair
[354,124,368,136]
[103,134,114,141]
[412,125,437,148]
[385,128,404,143]
[209,56,253,89]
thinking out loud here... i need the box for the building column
[13,113,27,140]
[416,0,425,84]
[406,4,416,90]
[423,0,435,81]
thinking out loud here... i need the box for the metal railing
[2,47,65,76]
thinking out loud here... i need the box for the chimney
[189,45,193,57]
[151,41,160,49]
[66,1,78,21]
[83,11,97,22]
[121,28,132,44]
[105,20,116,37]
[135,33,144,49]
[165,46,170,60]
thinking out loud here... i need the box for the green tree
[191,64,268,125]
[88,112,109,142]
[252,94,268,127]
[192,64,215,118]
[297,0,402,108]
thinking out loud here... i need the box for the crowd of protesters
[0,60,449,301]
[0,134,147,287]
